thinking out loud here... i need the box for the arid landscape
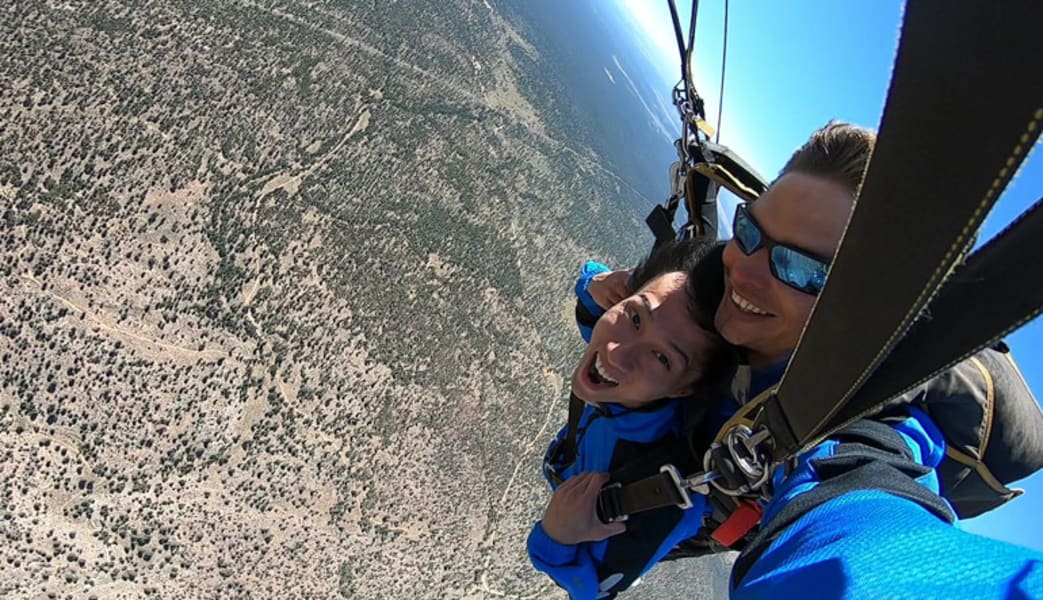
[1,1,732,597]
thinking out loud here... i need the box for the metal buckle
[598,482,628,523]
[683,469,719,496]
[660,464,694,510]
[661,464,721,509]
[705,424,773,497]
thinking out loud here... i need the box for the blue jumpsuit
[528,261,709,599]
[734,407,1043,598]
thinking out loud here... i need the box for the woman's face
[715,173,854,368]
[572,272,713,408]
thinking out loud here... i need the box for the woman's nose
[604,340,631,371]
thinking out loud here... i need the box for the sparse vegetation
[0,0,675,598]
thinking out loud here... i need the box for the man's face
[572,272,712,408]
[715,173,854,368]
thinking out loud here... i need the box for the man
[706,123,1043,597]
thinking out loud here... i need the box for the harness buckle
[659,464,693,510]
[596,482,629,523]
[705,424,774,497]
[661,464,722,510]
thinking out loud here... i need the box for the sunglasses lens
[734,208,761,255]
[772,247,829,294]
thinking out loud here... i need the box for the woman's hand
[588,270,632,309]
[541,472,627,545]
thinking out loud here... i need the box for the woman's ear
[667,371,702,399]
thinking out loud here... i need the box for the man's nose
[725,240,771,290]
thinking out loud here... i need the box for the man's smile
[730,289,773,316]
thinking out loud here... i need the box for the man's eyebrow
[640,293,690,368]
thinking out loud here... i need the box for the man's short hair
[779,121,877,195]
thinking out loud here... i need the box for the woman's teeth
[594,354,618,385]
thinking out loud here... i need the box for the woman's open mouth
[585,352,619,388]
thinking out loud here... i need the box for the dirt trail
[258,107,371,200]
[17,274,225,362]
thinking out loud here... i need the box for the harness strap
[693,163,759,203]
[562,393,585,466]
[645,204,677,247]
[750,0,1043,461]
[693,141,767,200]
[597,467,691,523]
[542,393,589,486]
[831,197,1043,434]
[683,168,718,240]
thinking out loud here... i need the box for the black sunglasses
[732,204,831,295]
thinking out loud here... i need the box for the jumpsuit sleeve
[527,521,601,600]
[529,495,709,599]
[574,261,611,343]
[732,408,1043,599]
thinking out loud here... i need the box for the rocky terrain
[0,1,732,597]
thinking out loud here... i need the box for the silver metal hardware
[704,424,774,497]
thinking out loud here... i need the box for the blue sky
[614,0,1043,552]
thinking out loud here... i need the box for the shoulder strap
[597,0,1043,526]
[542,393,588,486]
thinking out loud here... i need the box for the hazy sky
[615,0,1043,553]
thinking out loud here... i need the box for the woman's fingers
[542,472,625,544]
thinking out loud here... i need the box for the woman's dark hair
[629,238,716,296]
[627,239,738,405]
[684,243,739,406]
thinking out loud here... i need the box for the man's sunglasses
[732,203,831,295]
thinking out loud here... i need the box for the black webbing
[542,392,587,486]
[768,0,1043,459]
[667,0,690,90]
[825,197,1043,432]
[700,141,767,198]
[684,170,717,240]
[597,470,688,523]
[646,204,678,247]
[561,392,586,470]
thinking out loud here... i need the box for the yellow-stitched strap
[945,446,1014,496]
[757,0,1043,458]
[692,163,760,203]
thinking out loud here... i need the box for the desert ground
[0,1,733,597]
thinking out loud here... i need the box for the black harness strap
[645,204,678,247]
[597,468,690,523]
[692,163,759,202]
[696,141,767,200]
[542,392,591,486]
[754,0,1043,461]
[825,197,1043,434]
[597,0,1043,527]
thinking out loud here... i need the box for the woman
[529,238,736,599]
